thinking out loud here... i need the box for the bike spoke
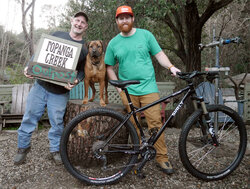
[191,145,215,167]
[188,143,210,160]
[218,124,237,142]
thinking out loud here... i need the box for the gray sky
[0,0,68,34]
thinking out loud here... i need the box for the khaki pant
[120,91,169,163]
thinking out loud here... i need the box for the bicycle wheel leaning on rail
[179,104,247,181]
[60,108,140,185]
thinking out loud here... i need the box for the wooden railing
[1,82,249,124]
[69,81,176,107]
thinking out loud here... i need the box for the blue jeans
[17,81,69,152]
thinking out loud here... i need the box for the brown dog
[83,40,108,107]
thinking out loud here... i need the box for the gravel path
[0,127,249,189]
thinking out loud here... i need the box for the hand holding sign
[64,79,79,90]
[24,67,34,79]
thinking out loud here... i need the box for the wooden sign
[28,34,82,86]
[27,62,78,84]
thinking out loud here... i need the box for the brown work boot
[14,147,31,165]
[156,161,174,174]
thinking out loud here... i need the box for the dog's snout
[89,42,102,58]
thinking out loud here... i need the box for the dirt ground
[0,126,249,189]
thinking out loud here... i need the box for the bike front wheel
[60,108,139,185]
[179,104,247,181]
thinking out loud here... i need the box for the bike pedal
[134,169,146,179]
[148,128,158,136]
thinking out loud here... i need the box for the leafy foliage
[6,64,32,84]
[0,0,249,84]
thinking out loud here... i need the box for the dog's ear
[87,41,91,49]
[99,40,107,52]
[98,40,103,49]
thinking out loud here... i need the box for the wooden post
[64,101,128,166]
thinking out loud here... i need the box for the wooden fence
[1,82,249,123]
[0,84,15,113]
[243,83,250,124]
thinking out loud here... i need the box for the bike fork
[200,101,219,146]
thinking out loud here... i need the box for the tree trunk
[185,1,202,72]
[64,101,128,166]
[0,33,10,83]
[21,0,35,57]
[29,0,35,55]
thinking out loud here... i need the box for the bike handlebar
[199,37,242,50]
[177,71,219,81]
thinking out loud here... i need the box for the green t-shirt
[105,28,161,95]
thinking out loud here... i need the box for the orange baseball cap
[116,5,134,18]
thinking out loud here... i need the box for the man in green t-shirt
[105,5,181,174]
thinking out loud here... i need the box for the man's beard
[73,27,84,35]
[118,22,133,33]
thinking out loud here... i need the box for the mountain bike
[60,71,247,185]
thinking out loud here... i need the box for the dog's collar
[91,61,100,66]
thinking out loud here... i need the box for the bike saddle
[109,80,140,88]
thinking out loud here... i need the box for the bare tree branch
[228,72,248,100]
[239,73,248,86]
[199,0,233,28]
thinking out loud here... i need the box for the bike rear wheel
[179,105,247,181]
[60,108,139,185]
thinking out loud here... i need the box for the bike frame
[104,73,220,155]
[121,82,198,146]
